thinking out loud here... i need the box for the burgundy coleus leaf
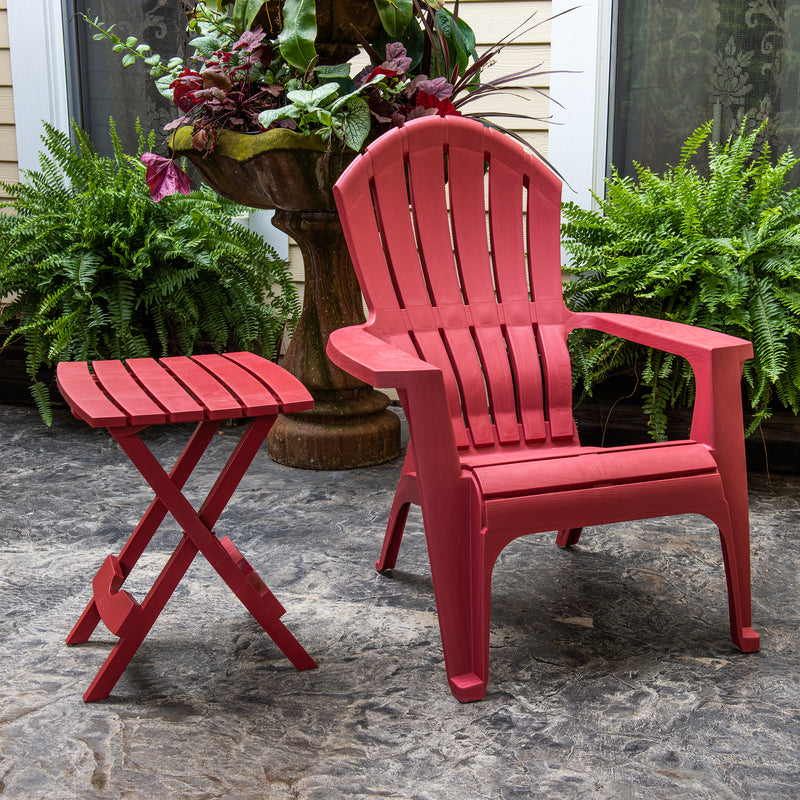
[234,27,267,52]
[382,42,412,75]
[170,68,204,112]
[415,77,454,100]
[163,115,190,132]
[201,66,233,93]
[191,128,209,150]
[140,153,191,202]
[234,27,269,65]
[406,105,438,120]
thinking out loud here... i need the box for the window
[612,0,800,179]
[550,0,800,206]
[65,0,191,156]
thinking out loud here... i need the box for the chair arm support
[567,311,751,454]
[327,325,462,481]
[327,325,440,388]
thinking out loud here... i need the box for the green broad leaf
[257,105,301,128]
[125,36,138,47]
[330,82,369,114]
[155,74,175,101]
[287,83,339,108]
[278,0,318,71]
[337,96,371,151]
[190,35,224,58]
[232,0,266,33]
[121,54,136,68]
[310,109,333,127]
[454,14,478,59]
[315,63,352,79]
[374,0,413,38]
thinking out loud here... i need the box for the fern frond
[0,118,298,423]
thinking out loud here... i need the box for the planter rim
[171,127,331,163]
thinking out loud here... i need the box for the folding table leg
[82,535,200,702]
[73,414,316,702]
[112,416,317,668]
[67,421,221,646]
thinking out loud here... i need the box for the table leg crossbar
[67,415,317,702]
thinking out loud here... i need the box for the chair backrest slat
[405,134,465,307]
[366,135,431,308]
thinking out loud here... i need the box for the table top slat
[191,354,280,416]
[56,362,128,428]
[222,352,313,412]
[91,361,168,426]
[160,356,243,419]
[124,358,205,423]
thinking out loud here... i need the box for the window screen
[64,0,192,155]
[611,0,800,178]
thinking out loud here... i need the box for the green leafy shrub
[0,119,299,424]
[562,120,800,439]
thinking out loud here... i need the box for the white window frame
[7,0,70,174]
[549,0,614,210]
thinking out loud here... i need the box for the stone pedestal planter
[172,127,400,469]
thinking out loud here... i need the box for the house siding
[0,0,18,202]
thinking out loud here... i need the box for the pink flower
[140,153,192,202]
[416,90,460,117]
[365,66,400,83]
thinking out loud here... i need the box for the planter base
[267,388,401,469]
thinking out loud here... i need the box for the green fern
[0,118,299,424]
[563,119,800,438]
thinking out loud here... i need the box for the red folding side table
[57,353,318,702]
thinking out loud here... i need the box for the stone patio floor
[1,402,798,799]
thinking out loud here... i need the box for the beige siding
[0,4,18,198]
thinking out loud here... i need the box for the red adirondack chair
[328,115,760,702]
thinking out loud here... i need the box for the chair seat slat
[469,441,718,498]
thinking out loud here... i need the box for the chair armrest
[567,311,751,455]
[327,325,439,388]
[568,311,753,363]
